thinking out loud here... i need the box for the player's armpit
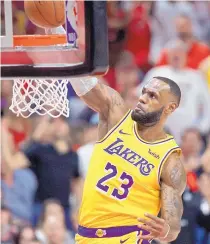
[160,152,186,242]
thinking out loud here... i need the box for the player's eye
[149,92,156,99]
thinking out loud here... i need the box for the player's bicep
[81,82,127,121]
[161,152,186,195]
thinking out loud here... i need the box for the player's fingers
[138,223,159,235]
[144,213,165,224]
[138,218,162,231]
[138,233,156,241]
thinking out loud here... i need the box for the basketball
[24,1,65,29]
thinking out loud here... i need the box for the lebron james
[70,76,186,243]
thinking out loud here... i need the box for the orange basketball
[24,1,65,29]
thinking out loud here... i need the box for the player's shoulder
[166,150,182,163]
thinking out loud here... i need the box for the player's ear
[165,102,177,115]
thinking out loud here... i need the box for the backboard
[1,0,109,78]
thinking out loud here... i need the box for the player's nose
[139,94,147,104]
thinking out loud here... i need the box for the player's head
[131,77,181,127]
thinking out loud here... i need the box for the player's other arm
[70,77,128,127]
[138,152,186,242]
[160,152,186,242]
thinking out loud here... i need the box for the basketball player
[69,76,186,243]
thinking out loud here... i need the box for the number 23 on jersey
[96,162,134,200]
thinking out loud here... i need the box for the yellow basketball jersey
[79,110,181,228]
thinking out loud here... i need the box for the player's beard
[131,107,164,126]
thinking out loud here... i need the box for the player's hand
[137,213,170,241]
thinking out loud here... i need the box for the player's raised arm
[137,152,186,242]
[70,76,128,125]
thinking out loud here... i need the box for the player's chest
[97,134,162,180]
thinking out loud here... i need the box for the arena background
[1,1,210,244]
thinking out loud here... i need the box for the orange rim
[13,34,67,47]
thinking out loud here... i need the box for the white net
[10,79,70,118]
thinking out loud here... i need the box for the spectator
[103,1,129,89]
[149,1,207,62]
[1,127,37,224]
[35,199,74,244]
[29,241,41,244]
[201,135,210,173]
[156,14,210,69]
[115,51,140,95]
[18,226,37,244]
[2,116,83,232]
[138,40,210,144]
[1,161,37,225]
[12,2,27,35]
[2,109,32,150]
[124,2,152,72]
[171,187,201,244]
[104,50,139,93]
[77,114,99,177]
[70,122,86,151]
[181,128,205,192]
[1,206,17,244]
[37,199,65,223]
[121,86,139,110]
[196,172,210,244]
[1,80,13,117]
[193,1,210,44]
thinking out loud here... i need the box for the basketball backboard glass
[1,0,109,78]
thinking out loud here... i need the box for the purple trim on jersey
[134,123,174,145]
[136,229,153,244]
[96,110,131,144]
[78,225,150,239]
[158,146,180,184]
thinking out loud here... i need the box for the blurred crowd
[1,1,210,244]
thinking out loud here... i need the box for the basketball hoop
[1,0,108,119]
[10,79,70,118]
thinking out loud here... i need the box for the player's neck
[136,122,167,143]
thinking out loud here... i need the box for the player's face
[131,79,171,126]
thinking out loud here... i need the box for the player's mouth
[135,104,146,113]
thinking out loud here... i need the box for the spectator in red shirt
[125,2,152,73]
[156,14,210,69]
[1,80,31,150]
[2,111,31,151]
[103,2,129,89]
